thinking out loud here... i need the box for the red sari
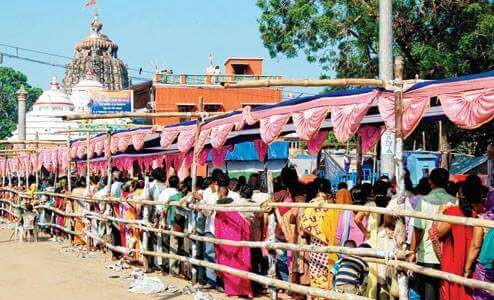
[440,206,474,300]
[214,211,253,297]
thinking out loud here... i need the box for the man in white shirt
[141,167,167,271]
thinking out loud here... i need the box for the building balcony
[155,73,282,85]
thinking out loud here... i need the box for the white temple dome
[9,77,78,141]
[70,70,106,113]
[32,76,73,112]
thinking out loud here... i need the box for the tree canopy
[257,0,494,154]
[0,67,42,139]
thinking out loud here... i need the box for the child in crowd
[333,240,369,295]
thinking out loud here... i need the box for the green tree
[257,0,494,154]
[0,67,42,139]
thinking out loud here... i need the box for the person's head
[359,243,372,248]
[415,177,431,195]
[458,177,486,217]
[379,175,390,183]
[351,185,369,205]
[289,181,306,198]
[273,176,283,192]
[446,181,459,197]
[130,180,140,192]
[238,176,246,188]
[373,180,390,208]
[344,240,356,248]
[428,168,450,190]
[90,175,100,185]
[248,173,260,190]
[305,181,319,200]
[337,182,348,190]
[280,165,298,187]
[151,167,165,183]
[216,172,229,189]
[211,169,224,184]
[239,184,253,199]
[77,177,87,189]
[361,183,373,198]
[202,177,213,190]
[228,178,239,192]
[218,186,229,199]
[25,203,33,212]
[168,175,179,189]
[315,178,332,195]
[179,177,192,193]
[122,181,132,193]
[195,176,204,190]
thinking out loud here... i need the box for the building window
[204,104,223,113]
[177,104,196,122]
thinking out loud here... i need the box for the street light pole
[379,0,395,179]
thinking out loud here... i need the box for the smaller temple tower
[62,13,129,94]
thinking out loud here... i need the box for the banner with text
[90,90,133,114]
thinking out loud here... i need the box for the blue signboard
[90,90,133,114]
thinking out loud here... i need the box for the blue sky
[0,1,325,95]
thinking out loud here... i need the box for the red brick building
[152,57,282,125]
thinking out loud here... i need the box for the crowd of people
[0,165,493,300]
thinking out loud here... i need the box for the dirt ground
[0,224,229,300]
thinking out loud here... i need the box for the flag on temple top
[85,0,96,7]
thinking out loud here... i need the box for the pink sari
[214,211,253,297]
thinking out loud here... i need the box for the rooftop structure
[62,14,129,94]
[153,56,282,125]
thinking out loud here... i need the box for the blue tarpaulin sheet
[207,141,289,161]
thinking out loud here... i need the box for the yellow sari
[301,194,336,290]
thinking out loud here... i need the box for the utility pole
[379,0,395,179]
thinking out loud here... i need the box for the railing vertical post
[394,56,409,300]
[35,132,39,191]
[86,130,91,195]
[67,127,72,192]
[266,170,277,300]
[188,97,204,283]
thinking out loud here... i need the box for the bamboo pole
[66,127,72,191]
[2,155,6,186]
[365,257,494,292]
[0,149,37,154]
[189,97,204,283]
[266,170,277,300]
[106,132,112,195]
[53,129,108,134]
[62,111,224,121]
[393,56,408,300]
[0,140,66,145]
[422,131,426,151]
[18,190,494,229]
[222,78,385,89]
[86,130,91,193]
[356,135,363,185]
[35,132,39,191]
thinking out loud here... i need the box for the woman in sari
[122,180,142,262]
[71,178,87,246]
[214,197,253,297]
[432,176,486,300]
[301,178,336,292]
[466,189,494,300]
[336,185,367,246]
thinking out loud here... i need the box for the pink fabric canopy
[358,126,385,154]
